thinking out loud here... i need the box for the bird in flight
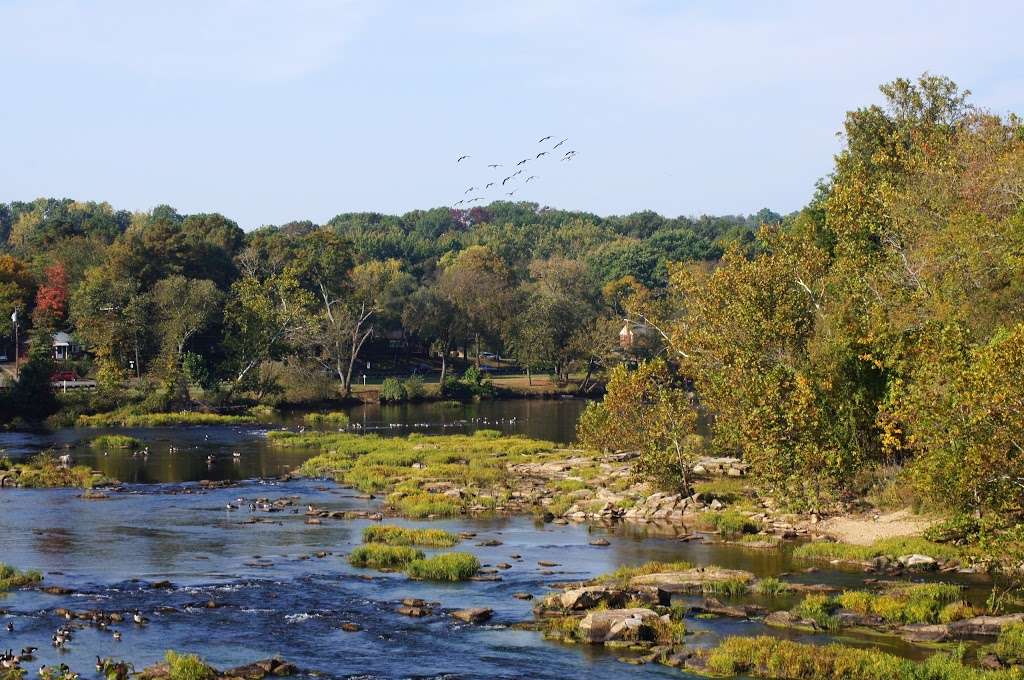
[538,135,552,143]
[487,163,502,168]
[513,169,524,177]
[502,176,512,185]
[454,200,464,206]
[516,158,529,166]
[526,175,538,183]
[485,182,495,189]
[465,186,476,194]
[553,138,568,149]
[536,151,548,158]
[457,155,470,162]
[506,190,517,196]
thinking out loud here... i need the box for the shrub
[0,563,43,591]
[403,375,425,400]
[362,525,459,547]
[89,434,142,450]
[924,515,981,544]
[379,377,407,403]
[348,543,424,569]
[164,652,214,680]
[405,552,480,581]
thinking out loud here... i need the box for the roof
[52,331,75,346]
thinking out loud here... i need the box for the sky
[1,0,1022,230]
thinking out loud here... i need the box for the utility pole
[11,308,18,381]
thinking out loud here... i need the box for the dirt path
[818,509,937,545]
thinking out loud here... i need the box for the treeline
[581,75,1024,560]
[0,188,780,418]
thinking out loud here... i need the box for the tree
[0,254,34,324]
[223,268,312,398]
[152,276,222,401]
[438,246,518,366]
[402,282,464,385]
[578,360,701,494]
[32,262,70,330]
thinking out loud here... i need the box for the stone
[452,607,493,623]
[629,567,754,592]
[401,597,427,607]
[513,592,534,600]
[397,605,431,617]
[577,608,660,643]
[589,538,610,546]
[538,560,560,567]
[340,622,361,632]
[897,554,937,569]
[550,585,629,611]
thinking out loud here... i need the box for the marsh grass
[707,510,761,537]
[388,491,463,518]
[793,536,961,563]
[8,452,100,488]
[994,622,1024,662]
[164,651,214,680]
[78,412,255,427]
[792,593,840,631]
[362,525,459,547]
[405,552,480,581]
[348,543,424,569]
[593,560,694,586]
[89,434,142,450]
[703,636,1018,680]
[303,411,350,426]
[702,577,749,598]
[830,583,964,625]
[0,563,43,591]
[753,577,788,596]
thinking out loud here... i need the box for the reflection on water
[0,398,590,484]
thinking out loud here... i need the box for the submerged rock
[452,607,493,623]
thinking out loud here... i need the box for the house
[52,331,82,361]
[619,321,652,350]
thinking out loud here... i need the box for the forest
[0,173,777,419]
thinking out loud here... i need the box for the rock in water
[452,607,493,623]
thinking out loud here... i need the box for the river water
[0,399,993,679]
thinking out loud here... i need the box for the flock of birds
[2,610,147,678]
[452,135,577,206]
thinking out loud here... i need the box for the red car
[50,370,80,382]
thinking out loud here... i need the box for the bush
[164,651,215,680]
[924,515,981,544]
[793,594,839,631]
[403,375,425,400]
[379,377,407,403]
[348,543,424,569]
[405,552,480,581]
[89,434,142,450]
[362,525,459,547]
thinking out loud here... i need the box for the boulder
[900,613,1024,643]
[577,608,660,644]
[629,567,754,593]
[897,554,937,569]
[452,607,493,624]
[556,585,630,611]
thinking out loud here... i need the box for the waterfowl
[4,622,12,632]
[112,631,122,641]
[132,610,148,625]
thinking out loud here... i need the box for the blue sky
[1,0,1022,229]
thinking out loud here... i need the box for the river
[0,398,993,679]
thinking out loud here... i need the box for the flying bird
[487,163,503,168]
[513,169,524,177]
[526,175,538,183]
[538,135,552,143]
[454,200,464,206]
[457,155,470,162]
[502,176,512,185]
[536,151,548,158]
[516,159,529,166]
[506,190,517,196]
[465,186,476,193]
[553,138,568,149]
[485,182,495,188]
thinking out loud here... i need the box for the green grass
[89,434,142,450]
[703,577,749,598]
[793,536,961,563]
[593,560,694,586]
[793,593,840,631]
[387,491,463,518]
[708,509,762,537]
[835,583,964,625]
[405,552,480,581]
[164,651,215,680]
[994,622,1024,663]
[77,411,255,427]
[348,543,424,569]
[703,635,1024,680]
[362,524,459,547]
[303,411,350,426]
[5,452,102,488]
[0,563,43,591]
[753,577,788,596]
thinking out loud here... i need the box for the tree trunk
[474,333,481,368]
[439,342,448,385]
[526,365,532,386]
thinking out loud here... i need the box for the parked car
[50,370,80,382]
[0,353,7,362]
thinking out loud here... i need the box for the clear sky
[1,1,1022,230]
